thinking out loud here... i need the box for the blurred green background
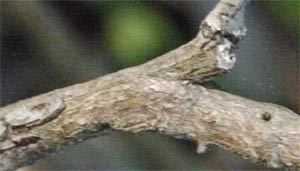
[1,0,299,170]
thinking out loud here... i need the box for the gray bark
[1,0,299,170]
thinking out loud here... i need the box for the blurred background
[1,0,299,170]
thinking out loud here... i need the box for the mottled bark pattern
[1,73,299,170]
[1,0,299,171]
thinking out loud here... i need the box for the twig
[1,0,299,170]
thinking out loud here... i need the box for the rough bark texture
[1,0,299,170]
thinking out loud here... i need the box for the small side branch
[139,0,247,82]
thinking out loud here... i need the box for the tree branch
[1,0,299,170]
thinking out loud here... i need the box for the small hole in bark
[262,112,272,121]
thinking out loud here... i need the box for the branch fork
[1,0,299,170]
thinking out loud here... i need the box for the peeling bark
[1,0,299,170]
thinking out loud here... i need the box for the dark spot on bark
[262,112,272,121]
[31,103,46,111]
[1,136,42,152]
[223,33,239,45]
[12,136,42,147]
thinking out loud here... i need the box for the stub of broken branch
[1,0,299,171]
[140,0,247,83]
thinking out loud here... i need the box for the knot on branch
[2,97,65,128]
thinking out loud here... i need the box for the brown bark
[1,0,299,170]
